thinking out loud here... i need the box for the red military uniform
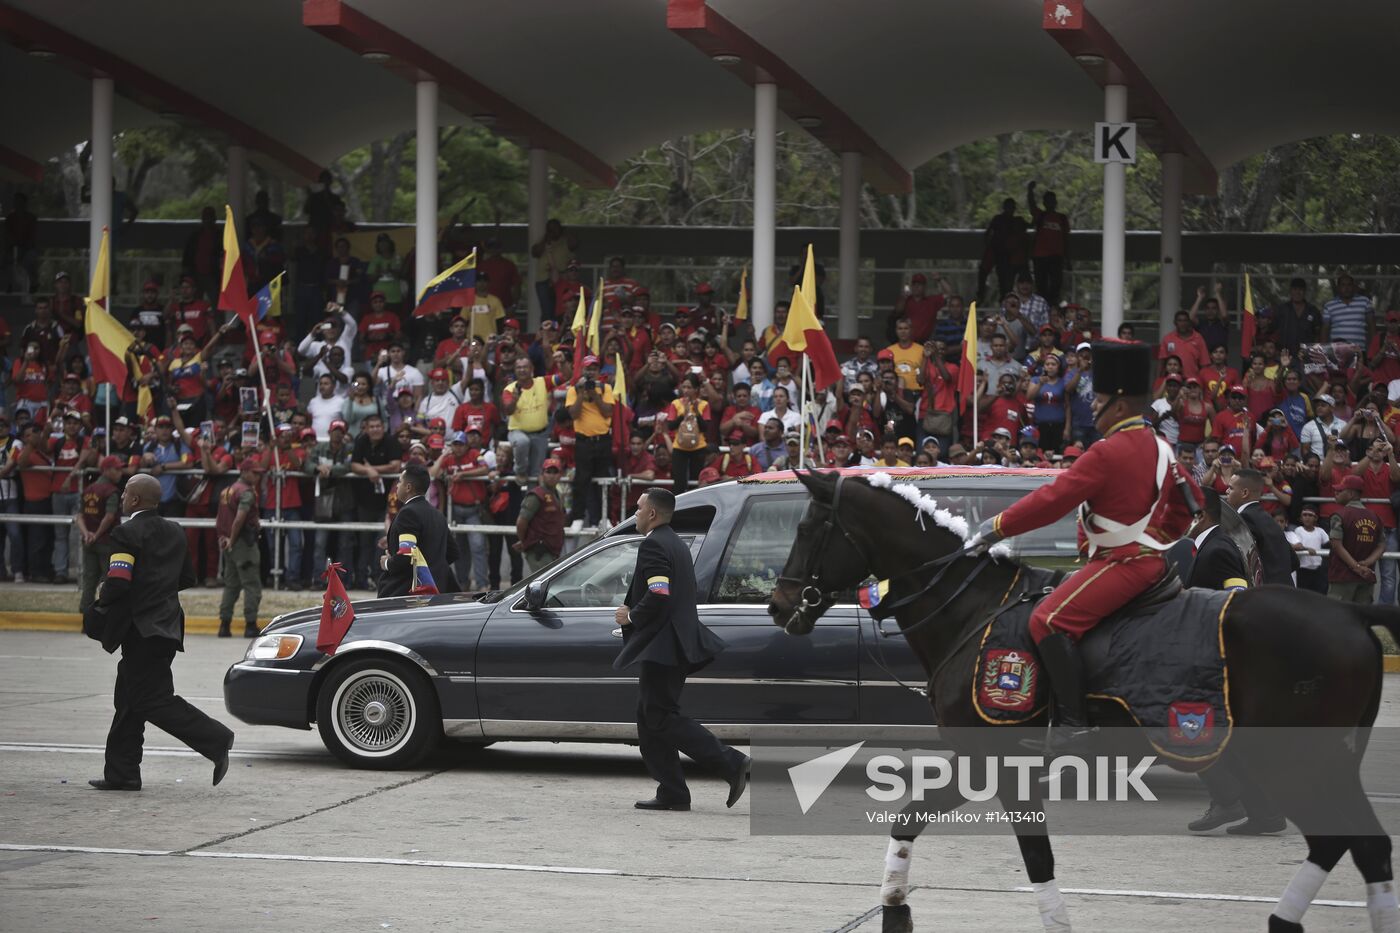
[993,416,1200,642]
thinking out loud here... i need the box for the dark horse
[768,469,1400,933]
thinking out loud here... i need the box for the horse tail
[1350,602,1400,646]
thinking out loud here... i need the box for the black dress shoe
[242,624,260,638]
[1188,800,1247,832]
[217,623,232,638]
[88,778,141,791]
[634,797,690,811]
[1226,815,1287,835]
[213,734,234,787]
[726,755,752,808]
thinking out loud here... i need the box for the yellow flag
[1243,272,1254,316]
[735,266,748,321]
[88,224,109,311]
[587,279,603,354]
[613,352,628,407]
[570,286,588,334]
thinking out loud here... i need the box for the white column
[89,76,114,278]
[838,151,861,340]
[415,80,440,303]
[752,82,778,334]
[1100,83,1128,338]
[226,144,248,230]
[1159,151,1184,338]
[526,148,548,328]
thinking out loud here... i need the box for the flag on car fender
[316,561,355,655]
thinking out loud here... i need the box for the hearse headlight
[246,634,303,661]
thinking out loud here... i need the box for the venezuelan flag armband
[647,575,671,596]
[107,552,135,581]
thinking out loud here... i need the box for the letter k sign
[1094,122,1137,164]
[789,742,865,814]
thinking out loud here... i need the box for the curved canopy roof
[2,0,1397,194]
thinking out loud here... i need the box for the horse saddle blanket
[971,575,1236,764]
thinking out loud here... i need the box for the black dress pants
[104,630,234,784]
[636,660,741,803]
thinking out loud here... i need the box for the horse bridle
[778,473,986,635]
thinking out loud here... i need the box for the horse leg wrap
[1274,861,1329,924]
[1032,879,1072,932]
[1367,880,1400,933]
[881,837,913,906]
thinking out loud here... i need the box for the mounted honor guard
[966,340,1202,751]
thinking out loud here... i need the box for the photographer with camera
[565,355,615,528]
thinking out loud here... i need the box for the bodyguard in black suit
[614,488,749,811]
[83,474,235,791]
[1184,488,1285,835]
[1227,468,1297,585]
[378,464,460,597]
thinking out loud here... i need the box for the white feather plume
[865,471,1013,559]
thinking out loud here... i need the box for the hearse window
[712,496,858,604]
[669,504,715,534]
[544,540,642,608]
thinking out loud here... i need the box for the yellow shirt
[504,377,550,433]
[564,382,615,437]
[537,238,574,283]
[461,294,505,342]
[886,341,923,390]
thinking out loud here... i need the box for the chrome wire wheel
[332,670,416,756]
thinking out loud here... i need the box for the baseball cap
[910,273,927,284]
[275,423,293,434]
[428,417,446,430]
[98,455,123,471]
[1075,341,1092,352]
[1019,426,1040,441]
[239,458,265,473]
[1062,444,1084,459]
[397,387,415,398]
[503,318,521,330]
[54,270,69,281]
[329,419,347,432]
[427,433,445,450]
[1301,506,1318,516]
[62,409,81,420]
[152,415,173,427]
[566,258,581,270]
[825,419,843,432]
[1229,384,1246,396]
[1316,394,1336,406]
[1165,372,1183,383]
[1387,310,1400,323]
[142,279,159,291]
[897,436,915,447]
[992,426,1013,438]
[176,323,195,335]
[540,319,559,330]
[112,416,132,427]
[695,282,714,295]
[258,331,277,345]
[542,458,562,471]
[1184,377,1201,387]
[658,321,677,333]
[582,354,600,367]
[1039,325,1057,335]
[1341,474,1366,491]
[635,286,650,298]
[876,348,895,361]
[833,434,852,446]
[369,290,387,302]
[451,431,468,445]
[465,425,482,435]
[429,368,449,380]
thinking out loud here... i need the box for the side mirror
[524,580,547,611]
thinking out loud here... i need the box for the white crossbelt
[1079,434,1176,557]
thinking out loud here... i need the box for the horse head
[768,469,885,635]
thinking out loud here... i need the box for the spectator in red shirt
[619,433,657,515]
[1026,182,1070,306]
[13,423,54,582]
[452,379,501,440]
[20,297,65,365]
[977,372,1027,443]
[553,260,587,321]
[166,275,214,345]
[432,429,491,589]
[719,383,761,449]
[1212,385,1256,458]
[1158,311,1210,379]
[259,425,307,588]
[893,273,948,343]
[11,342,53,423]
[1367,310,1400,384]
[360,291,402,361]
[49,410,93,584]
[917,337,960,450]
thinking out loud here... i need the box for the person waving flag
[413,249,477,318]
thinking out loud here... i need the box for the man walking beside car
[613,488,750,811]
[85,473,235,791]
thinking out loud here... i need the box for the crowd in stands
[1,180,1397,602]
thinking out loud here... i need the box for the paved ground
[0,629,1391,932]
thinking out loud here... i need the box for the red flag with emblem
[316,562,355,655]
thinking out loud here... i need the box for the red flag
[316,562,355,655]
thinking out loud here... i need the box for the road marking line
[0,842,1370,909]
[0,656,95,661]
[0,843,170,856]
[0,742,322,760]
[186,850,622,875]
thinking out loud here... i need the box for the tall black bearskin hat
[1089,339,1154,398]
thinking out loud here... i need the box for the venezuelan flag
[858,580,890,609]
[413,249,476,318]
[410,546,439,595]
[253,272,284,322]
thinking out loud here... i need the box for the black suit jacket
[378,496,460,597]
[614,524,726,671]
[89,510,195,651]
[1239,502,1298,586]
[1188,527,1250,591]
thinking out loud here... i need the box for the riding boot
[1036,632,1098,756]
